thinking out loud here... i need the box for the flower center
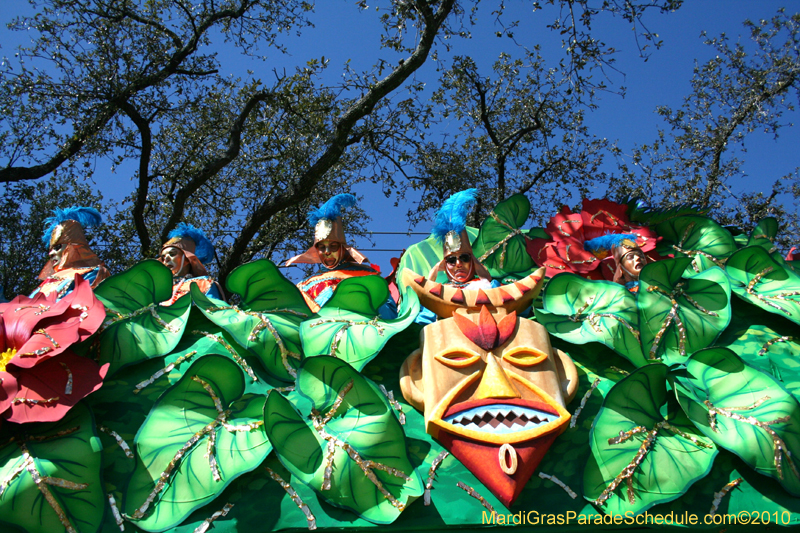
[0,348,17,373]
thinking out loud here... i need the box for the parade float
[1,193,799,532]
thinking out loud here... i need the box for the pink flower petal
[4,351,108,424]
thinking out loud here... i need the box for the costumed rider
[159,222,225,305]
[286,193,395,317]
[428,189,498,290]
[584,233,647,292]
[30,206,111,299]
[413,189,499,325]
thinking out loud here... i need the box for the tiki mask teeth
[444,404,553,434]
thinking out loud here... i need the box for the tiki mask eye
[502,346,548,367]
[434,348,481,368]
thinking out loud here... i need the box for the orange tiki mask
[400,305,577,507]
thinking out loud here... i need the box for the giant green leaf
[124,355,270,531]
[638,258,731,364]
[747,217,780,253]
[225,259,311,315]
[472,193,535,278]
[94,259,173,314]
[726,246,800,325]
[397,227,478,288]
[584,364,717,515]
[264,356,423,524]
[655,215,737,273]
[93,261,191,375]
[191,284,303,383]
[299,277,419,371]
[0,403,105,533]
[717,317,800,402]
[673,348,800,496]
[538,273,646,367]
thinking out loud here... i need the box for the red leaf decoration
[496,311,518,347]
[452,306,498,351]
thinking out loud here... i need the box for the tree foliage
[0,0,684,296]
[610,9,800,248]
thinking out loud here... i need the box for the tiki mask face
[400,306,577,507]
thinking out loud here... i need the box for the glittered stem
[456,481,495,514]
[538,471,577,499]
[108,493,125,531]
[134,350,198,393]
[150,307,181,333]
[206,429,221,482]
[759,336,795,356]
[571,378,601,428]
[424,450,449,505]
[378,384,406,425]
[193,503,234,533]
[60,362,73,395]
[319,379,354,426]
[0,454,31,498]
[101,304,156,331]
[709,477,743,516]
[99,425,134,459]
[192,330,258,382]
[266,467,316,530]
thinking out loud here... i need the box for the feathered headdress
[584,233,638,260]
[308,194,356,227]
[284,193,368,267]
[42,206,102,245]
[430,188,477,244]
[426,189,491,282]
[167,223,215,264]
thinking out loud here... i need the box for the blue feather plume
[430,189,477,243]
[42,206,102,245]
[308,194,357,227]
[584,233,638,255]
[168,222,215,264]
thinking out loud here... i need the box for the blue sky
[2,1,798,277]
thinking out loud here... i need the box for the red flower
[0,275,107,423]
[527,199,658,279]
[452,306,517,351]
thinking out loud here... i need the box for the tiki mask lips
[428,373,570,445]
[442,398,559,435]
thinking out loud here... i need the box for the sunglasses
[445,253,472,265]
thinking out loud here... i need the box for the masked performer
[584,233,647,292]
[159,223,224,305]
[428,189,495,290]
[31,206,110,299]
[286,194,393,314]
